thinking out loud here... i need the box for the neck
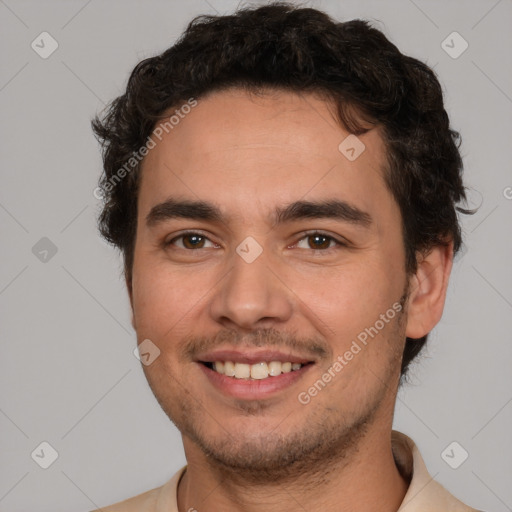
[177,425,409,512]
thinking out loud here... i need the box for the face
[130,88,411,479]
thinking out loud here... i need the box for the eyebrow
[146,198,372,228]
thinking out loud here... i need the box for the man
[92,3,479,511]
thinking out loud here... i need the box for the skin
[127,88,453,512]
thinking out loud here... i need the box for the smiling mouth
[201,360,313,380]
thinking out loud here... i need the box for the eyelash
[165,230,348,253]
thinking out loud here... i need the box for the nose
[209,244,294,330]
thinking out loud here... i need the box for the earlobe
[405,242,454,339]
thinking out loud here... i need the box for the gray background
[1,0,511,510]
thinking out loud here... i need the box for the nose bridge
[209,241,293,328]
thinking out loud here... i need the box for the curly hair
[92,2,472,381]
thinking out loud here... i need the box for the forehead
[137,88,393,225]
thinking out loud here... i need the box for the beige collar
[98,430,479,511]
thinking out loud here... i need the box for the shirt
[94,430,481,511]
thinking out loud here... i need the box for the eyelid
[164,229,349,251]
[165,230,219,248]
[292,230,349,250]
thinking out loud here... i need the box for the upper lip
[195,349,315,365]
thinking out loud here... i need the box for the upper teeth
[212,361,303,380]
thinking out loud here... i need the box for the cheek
[296,265,405,396]
[131,258,203,339]
[292,260,402,344]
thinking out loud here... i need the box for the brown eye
[294,232,346,252]
[182,234,206,249]
[307,234,332,250]
[166,232,216,250]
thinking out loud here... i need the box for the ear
[125,272,136,330]
[405,242,454,339]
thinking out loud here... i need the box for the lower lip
[198,363,313,400]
